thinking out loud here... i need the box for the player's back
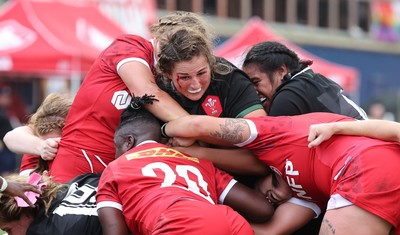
[97,142,234,234]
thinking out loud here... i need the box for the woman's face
[0,214,33,235]
[243,64,284,102]
[169,55,211,101]
[255,170,292,207]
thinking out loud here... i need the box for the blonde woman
[3,93,71,176]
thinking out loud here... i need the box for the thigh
[321,205,392,235]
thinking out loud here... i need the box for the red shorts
[332,144,400,233]
[49,145,112,183]
[150,200,253,235]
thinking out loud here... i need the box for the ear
[126,135,136,150]
[278,65,288,80]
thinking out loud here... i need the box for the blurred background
[0,0,400,173]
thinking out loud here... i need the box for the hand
[172,144,202,156]
[39,137,60,161]
[4,181,41,207]
[307,123,335,148]
[167,137,197,147]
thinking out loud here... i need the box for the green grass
[0,230,5,235]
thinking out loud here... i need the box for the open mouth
[188,88,202,94]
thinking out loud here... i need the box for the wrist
[0,176,8,192]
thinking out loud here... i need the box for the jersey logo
[126,147,199,163]
[285,159,312,200]
[202,95,222,117]
[111,90,132,110]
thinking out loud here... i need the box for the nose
[189,77,201,89]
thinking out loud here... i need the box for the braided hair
[150,11,215,43]
[243,41,312,81]
[114,95,161,151]
[29,93,71,136]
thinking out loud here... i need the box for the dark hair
[114,95,161,145]
[243,41,311,80]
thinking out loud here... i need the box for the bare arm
[0,176,41,207]
[174,145,269,175]
[119,61,189,122]
[308,119,400,148]
[252,202,315,235]
[224,182,274,223]
[98,207,129,235]
[3,126,59,160]
[165,115,251,146]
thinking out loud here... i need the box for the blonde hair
[0,173,67,223]
[150,11,215,42]
[28,93,71,136]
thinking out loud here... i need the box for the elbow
[3,132,12,149]
[240,200,275,224]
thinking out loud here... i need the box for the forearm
[166,115,208,137]
[119,61,188,122]
[144,88,189,122]
[166,115,245,146]
[3,126,43,155]
[177,146,268,175]
[333,120,400,142]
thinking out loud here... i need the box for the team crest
[202,95,222,117]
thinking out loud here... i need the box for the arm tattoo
[210,119,248,143]
[320,218,336,235]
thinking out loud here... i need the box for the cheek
[257,177,272,194]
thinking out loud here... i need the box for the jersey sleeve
[213,167,237,204]
[19,154,39,176]
[96,167,122,211]
[100,35,154,75]
[223,70,264,118]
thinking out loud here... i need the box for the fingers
[20,194,35,207]
[41,138,60,160]
[308,138,322,148]
[22,184,41,194]
[307,127,317,143]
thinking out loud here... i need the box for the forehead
[173,55,209,74]
[243,63,263,74]
[39,129,62,140]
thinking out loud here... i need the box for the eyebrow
[176,66,208,75]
